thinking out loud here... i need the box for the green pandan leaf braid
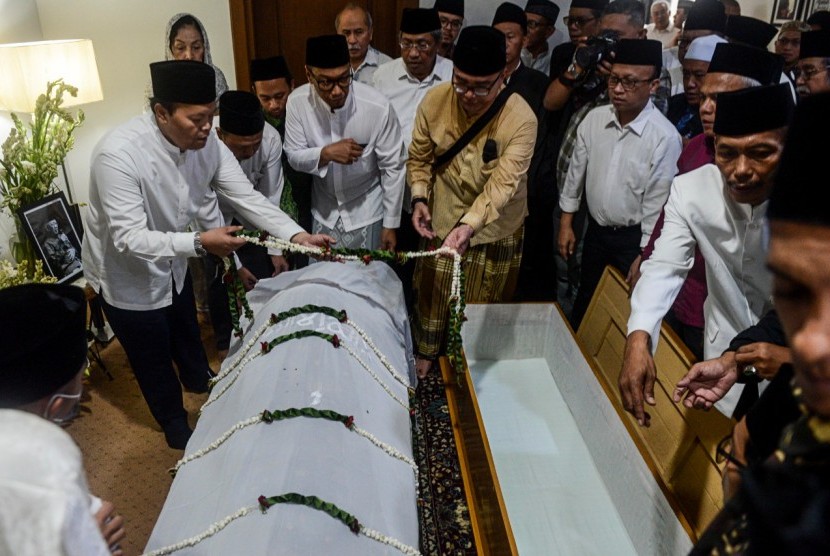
[261,329,340,354]
[257,493,361,534]
[261,407,353,428]
[224,256,245,338]
[270,304,347,324]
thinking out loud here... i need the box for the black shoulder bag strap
[432,87,514,171]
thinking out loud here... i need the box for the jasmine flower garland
[142,493,421,556]
[169,407,418,477]
[229,229,467,378]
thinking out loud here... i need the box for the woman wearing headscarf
[160,12,228,101]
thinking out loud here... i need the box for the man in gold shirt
[408,25,538,377]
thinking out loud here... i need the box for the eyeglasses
[452,74,501,97]
[527,20,550,30]
[440,16,463,30]
[400,40,434,52]
[309,71,353,92]
[563,16,596,28]
[776,37,801,47]
[797,65,828,80]
[608,74,653,91]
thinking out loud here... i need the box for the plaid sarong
[412,226,524,359]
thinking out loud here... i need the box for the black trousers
[514,196,557,301]
[394,208,419,314]
[100,271,213,428]
[570,217,641,328]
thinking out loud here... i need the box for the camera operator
[546,0,648,318]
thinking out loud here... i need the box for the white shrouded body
[145,263,418,555]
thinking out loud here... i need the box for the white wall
[0,1,235,259]
[34,0,236,206]
[0,0,44,259]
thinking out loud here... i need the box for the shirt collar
[148,112,187,159]
[611,100,656,135]
[356,46,380,73]
[395,56,449,84]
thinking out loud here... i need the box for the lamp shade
[0,39,103,113]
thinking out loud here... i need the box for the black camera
[574,29,620,71]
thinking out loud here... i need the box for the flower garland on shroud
[223,229,467,376]
[142,492,421,556]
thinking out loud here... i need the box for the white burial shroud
[145,263,419,555]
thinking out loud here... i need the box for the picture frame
[17,191,84,284]
[805,0,830,19]
[771,0,803,24]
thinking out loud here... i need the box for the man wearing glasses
[795,30,830,99]
[433,0,464,60]
[407,26,537,377]
[373,8,452,309]
[520,0,561,76]
[558,39,681,327]
[284,35,405,252]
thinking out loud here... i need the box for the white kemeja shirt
[520,46,553,75]
[83,112,304,311]
[559,101,682,248]
[646,23,680,49]
[372,56,454,150]
[215,124,284,230]
[628,163,774,416]
[0,409,110,556]
[353,46,393,86]
[214,124,287,257]
[284,81,406,231]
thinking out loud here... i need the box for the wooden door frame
[228,0,418,90]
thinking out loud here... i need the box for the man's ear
[544,26,555,40]
[153,102,170,124]
[216,127,224,141]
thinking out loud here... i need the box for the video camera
[572,29,620,93]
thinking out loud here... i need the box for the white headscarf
[162,12,229,101]
[0,410,109,556]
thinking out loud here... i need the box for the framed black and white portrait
[18,191,84,283]
[772,0,804,24]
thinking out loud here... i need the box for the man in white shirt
[335,3,392,86]
[558,39,682,327]
[521,0,561,75]
[0,284,125,555]
[285,34,405,252]
[83,61,332,449]
[619,84,794,426]
[207,90,293,360]
[646,0,680,49]
[373,8,451,308]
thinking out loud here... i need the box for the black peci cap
[306,35,350,69]
[453,26,507,76]
[713,83,793,136]
[150,60,216,104]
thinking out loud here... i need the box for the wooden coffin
[444,268,730,554]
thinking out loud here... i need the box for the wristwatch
[559,62,583,87]
[193,232,207,257]
[567,62,583,79]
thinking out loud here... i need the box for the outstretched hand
[673,352,739,410]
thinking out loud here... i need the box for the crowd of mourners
[2,1,830,553]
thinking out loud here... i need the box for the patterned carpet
[412,369,477,555]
